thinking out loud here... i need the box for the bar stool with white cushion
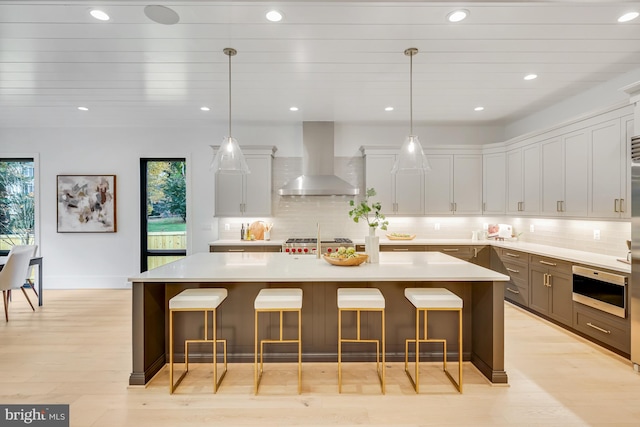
[404,288,463,393]
[254,288,303,394]
[169,288,228,394]
[337,288,385,394]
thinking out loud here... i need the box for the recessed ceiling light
[89,10,110,21]
[618,11,639,22]
[474,106,484,111]
[384,106,394,111]
[447,9,469,23]
[524,74,538,81]
[77,106,89,111]
[200,106,210,111]
[289,106,299,111]
[266,10,284,22]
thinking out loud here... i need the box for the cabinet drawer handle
[506,287,520,295]
[228,249,245,252]
[621,199,625,213]
[443,248,459,252]
[505,252,520,258]
[614,199,619,213]
[539,260,557,266]
[557,201,561,212]
[392,248,409,251]
[586,322,611,335]
[506,267,519,273]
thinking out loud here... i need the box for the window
[0,159,35,255]
[140,159,187,272]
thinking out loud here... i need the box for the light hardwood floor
[1,289,639,426]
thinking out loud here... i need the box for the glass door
[140,159,186,272]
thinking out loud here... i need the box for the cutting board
[249,221,266,240]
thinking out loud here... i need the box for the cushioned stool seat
[254,288,303,394]
[404,288,463,393]
[169,288,228,394]
[337,288,385,394]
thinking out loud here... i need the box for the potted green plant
[348,187,389,236]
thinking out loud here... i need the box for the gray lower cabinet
[210,245,281,253]
[528,255,573,327]
[573,302,630,354]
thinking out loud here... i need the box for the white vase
[365,227,379,263]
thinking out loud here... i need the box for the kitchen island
[128,251,509,386]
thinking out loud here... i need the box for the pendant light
[210,47,250,174]
[391,47,430,174]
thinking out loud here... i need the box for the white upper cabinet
[589,118,629,218]
[506,144,540,215]
[540,130,588,217]
[214,147,276,217]
[363,151,423,215]
[425,154,482,215]
[454,155,483,214]
[482,152,506,215]
[424,155,453,214]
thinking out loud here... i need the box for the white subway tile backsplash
[217,157,631,257]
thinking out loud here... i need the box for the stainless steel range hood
[278,122,359,196]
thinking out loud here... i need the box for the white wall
[504,68,640,140]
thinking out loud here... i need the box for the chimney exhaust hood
[278,122,359,196]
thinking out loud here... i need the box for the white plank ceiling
[1,1,639,128]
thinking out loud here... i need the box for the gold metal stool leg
[255,308,302,395]
[404,307,462,394]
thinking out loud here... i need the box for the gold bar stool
[254,288,303,395]
[404,288,463,393]
[337,288,385,394]
[169,288,228,394]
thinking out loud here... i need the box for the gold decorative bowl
[386,233,416,240]
[323,253,368,266]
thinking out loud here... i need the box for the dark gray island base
[129,252,509,386]
[130,278,507,386]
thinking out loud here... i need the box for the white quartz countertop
[129,251,509,283]
[209,238,630,274]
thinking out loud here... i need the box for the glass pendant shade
[390,135,430,174]
[210,136,250,174]
[211,47,250,174]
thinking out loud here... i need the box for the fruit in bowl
[328,246,357,259]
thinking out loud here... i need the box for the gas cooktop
[282,237,353,254]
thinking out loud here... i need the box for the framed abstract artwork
[57,175,117,233]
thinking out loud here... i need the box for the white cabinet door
[522,144,540,215]
[454,155,483,214]
[541,138,563,216]
[425,155,453,214]
[364,154,395,214]
[590,119,623,218]
[483,152,506,214]
[506,148,523,215]
[563,130,588,216]
[215,153,273,217]
[395,173,424,214]
[243,156,272,216]
[215,173,244,216]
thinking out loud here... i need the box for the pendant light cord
[228,50,232,138]
[410,51,413,136]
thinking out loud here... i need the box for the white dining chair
[0,245,37,321]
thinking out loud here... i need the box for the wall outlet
[224,223,230,231]
[593,229,601,240]
[434,223,440,230]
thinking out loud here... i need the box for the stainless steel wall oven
[572,266,627,318]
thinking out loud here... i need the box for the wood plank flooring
[1,289,639,426]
